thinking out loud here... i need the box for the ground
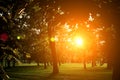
[6,63,112,80]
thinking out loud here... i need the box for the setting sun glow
[74,37,84,46]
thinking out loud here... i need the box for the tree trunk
[111,1,120,79]
[37,62,39,66]
[83,53,86,69]
[48,25,59,74]
[107,58,112,70]
[112,61,120,80]
[112,53,120,78]
[92,59,96,67]
[112,41,120,80]
[44,62,47,69]
[50,41,59,74]
[112,24,120,79]
[83,59,86,69]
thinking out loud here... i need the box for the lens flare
[50,37,55,42]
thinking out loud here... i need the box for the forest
[0,0,120,80]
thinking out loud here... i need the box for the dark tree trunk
[37,62,39,66]
[110,1,120,79]
[112,60,120,80]
[50,41,59,74]
[83,53,86,69]
[59,61,61,66]
[83,60,86,69]
[112,4,120,78]
[48,25,59,74]
[92,59,96,67]
[44,62,47,69]
[107,58,112,70]
[112,40,120,80]
[112,49,120,80]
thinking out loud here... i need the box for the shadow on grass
[6,65,112,80]
[8,72,60,80]
[6,66,54,80]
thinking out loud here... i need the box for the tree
[110,0,120,80]
[0,0,32,68]
[19,0,65,73]
[0,0,61,73]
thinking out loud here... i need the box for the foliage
[0,0,31,66]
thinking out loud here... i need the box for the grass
[6,63,112,80]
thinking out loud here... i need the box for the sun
[74,37,84,46]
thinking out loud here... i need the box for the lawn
[6,63,112,80]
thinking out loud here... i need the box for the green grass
[6,63,112,80]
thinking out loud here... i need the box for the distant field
[6,63,112,80]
